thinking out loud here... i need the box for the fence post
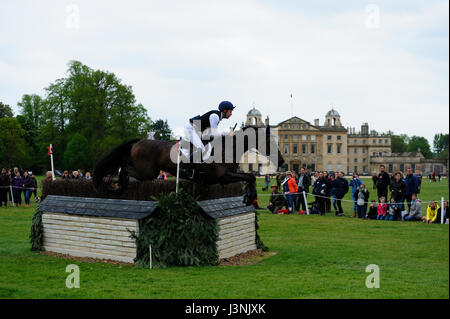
[303,191,309,215]
[10,185,15,207]
[441,197,445,224]
[149,244,152,269]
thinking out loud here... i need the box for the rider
[183,101,235,162]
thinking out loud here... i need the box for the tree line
[0,61,172,173]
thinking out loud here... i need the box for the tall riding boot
[353,211,357,218]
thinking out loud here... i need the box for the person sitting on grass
[267,185,286,214]
[366,200,378,220]
[377,197,388,220]
[422,200,440,224]
[404,194,422,221]
[386,197,401,221]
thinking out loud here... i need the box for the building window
[385,139,388,144]
[389,164,393,173]
[284,145,289,155]
[363,140,366,144]
[354,148,358,154]
[328,163,332,171]
[363,158,366,162]
[249,164,253,171]
[411,164,415,172]
[362,148,366,154]
[284,135,288,141]
[302,135,307,141]
[337,144,341,154]
[354,139,357,144]
[293,135,298,141]
[379,139,382,144]
[379,152,382,156]
[400,164,404,172]
[337,164,342,171]
[373,139,376,144]
[302,144,307,154]
[311,135,316,141]
[327,145,332,153]
[354,166,358,173]
[328,135,332,140]
[337,136,342,140]
[373,152,377,156]
[293,144,298,154]
[354,158,358,162]
[311,144,315,154]
[363,166,366,172]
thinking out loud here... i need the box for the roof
[197,196,255,219]
[326,108,340,117]
[38,195,157,220]
[247,107,261,116]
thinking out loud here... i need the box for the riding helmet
[218,101,235,111]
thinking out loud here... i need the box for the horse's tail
[93,138,141,195]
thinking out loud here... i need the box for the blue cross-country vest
[189,110,221,131]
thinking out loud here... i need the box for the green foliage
[18,94,44,128]
[0,101,14,118]
[63,133,91,170]
[0,117,27,167]
[390,135,407,153]
[151,119,172,141]
[407,135,433,159]
[130,190,220,268]
[433,133,449,159]
[29,210,43,251]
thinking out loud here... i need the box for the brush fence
[38,195,256,264]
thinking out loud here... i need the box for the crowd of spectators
[0,167,92,208]
[265,165,448,224]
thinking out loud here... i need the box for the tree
[63,133,91,170]
[433,133,449,160]
[386,131,408,153]
[407,136,433,159]
[151,119,172,141]
[0,101,14,118]
[17,94,45,128]
[0,118,27,167]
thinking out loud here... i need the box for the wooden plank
[43,213,138,226]
[43,228,135,243]
[43,237,136,254]
[44,233,136,248]
[42,218,136,232]
[43,242,136,259]
[217,213,255,226]
[217,232,255,248]
[219,222,255,236]
[219,217,255,230]
[43,245,135,263]
[217,234,255,251]
[43,223,135,237]
[219,243,257,259]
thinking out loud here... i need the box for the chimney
[314,119,319,126]
[265,116,269,126]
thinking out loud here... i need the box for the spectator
[423,201,440,224]
[313,172,329,215]
[61,170,70,179]
[404,194,422,221]
[366,200,378,220]
[371,174,377,189]
[30,173,39,203]
[386,198,400,221]
[21,171,33,208]
[330,174,338,215]
[377,196,388,220]
[7,169,13,204]
[283,171,297,214]
[404,168,419,212]
[85,172,92,180]
[267,185,286,214]
[354,184,369,219]
[157,170,167,180]
[390,172,407,212]
[276,173,282,190]
[295,167,311,212]
[71,171,80,179]
[439,200,448,224]
[323,171,332,213]
[45,171,53,183]
[417,174,422,193]
[12,171,22,207]
[0,168,9,207]
[376,165,391,201]
[332,171,349,216]
[263,174,271,191]
[77,169,84,178]
[349,173,363,218]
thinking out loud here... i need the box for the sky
[0,0,448,145]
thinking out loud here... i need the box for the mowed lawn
[0,176,448,299]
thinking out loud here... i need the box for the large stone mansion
[239,107,447,176]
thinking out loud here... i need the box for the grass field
[0,176,448,298]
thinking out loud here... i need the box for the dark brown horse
[93,125,284,198]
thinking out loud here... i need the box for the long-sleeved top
[354,188,370,205]
[0,173,10,187]
[297,173,311,193]
[367,206,378,218]
[377,203,388,216]
[313,177,329,196]
[404,174,419,195]
[11,176,22,189]
[349,178,363,194]
[377,172,391,191]
[409,199,422,218]
[333,177,349,199]
[426,204,440,222]
[269,191,286,207]
[390,179,407,201]
[21,176,33,188]
[283,177,298,194]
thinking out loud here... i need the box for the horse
[93,125,285,201]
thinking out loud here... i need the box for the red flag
[47,145,52,156]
